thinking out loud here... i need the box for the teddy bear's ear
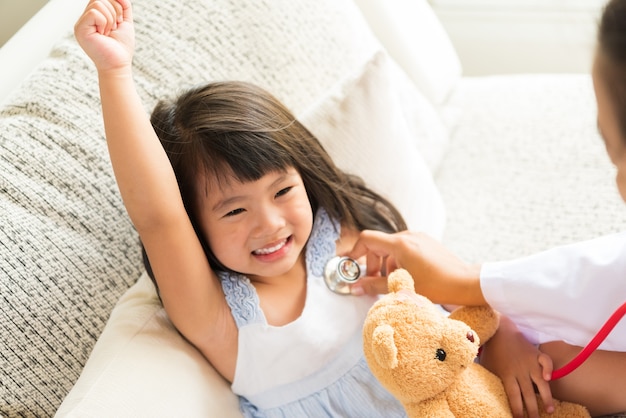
[372,323,398,369]
[387,269,415,293]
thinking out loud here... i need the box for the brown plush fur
[362,269,590,418]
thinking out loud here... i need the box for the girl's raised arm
[74,0,236,377]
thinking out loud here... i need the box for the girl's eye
[224,208,245,217]
[275,186,292,198]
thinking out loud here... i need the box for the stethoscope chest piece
[324,256,361,295]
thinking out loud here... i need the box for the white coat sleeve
[480,231,626,350]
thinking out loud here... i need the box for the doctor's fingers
[349,230,395,261]
[350,275,388,296]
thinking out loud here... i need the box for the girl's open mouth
[252,236,291,256]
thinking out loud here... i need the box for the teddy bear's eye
[435,348,446,361]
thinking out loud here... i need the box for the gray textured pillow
[0,36,142,415]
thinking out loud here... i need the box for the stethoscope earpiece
[324,256,362,294]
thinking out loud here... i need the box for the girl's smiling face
[197,167,314,283]
[593,52,626,203]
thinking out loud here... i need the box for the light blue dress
[219,209,406,417]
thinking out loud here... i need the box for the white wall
[429,0,607,75]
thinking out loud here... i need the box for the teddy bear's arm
[448,305,499,344]
[408,394,456,418]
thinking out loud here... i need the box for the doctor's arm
[347,229,485,305]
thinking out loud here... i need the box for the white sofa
[2,0,625,417]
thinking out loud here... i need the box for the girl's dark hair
[142,81,407,284]
[598,0,626,144]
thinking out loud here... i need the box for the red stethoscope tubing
[551,301,626,380]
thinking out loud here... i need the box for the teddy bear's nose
[466,331,475,343]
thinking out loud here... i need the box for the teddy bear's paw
[533,396,590,418]
[448,305,499,343]
[387,269,415,293]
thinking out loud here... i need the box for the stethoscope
[324,256,363,295]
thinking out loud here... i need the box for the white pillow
[300,51,447,239]
[352,0,462,106]
[55,273,242,418]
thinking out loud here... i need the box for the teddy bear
[362,268,590,418]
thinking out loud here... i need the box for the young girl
[74,0,412,416]
[349,0,626,416]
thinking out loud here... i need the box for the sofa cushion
[436,74,626,262]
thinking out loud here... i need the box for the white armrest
[0,0,84,105]
[353,0,462,105]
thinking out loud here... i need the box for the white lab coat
[481,231,626,350]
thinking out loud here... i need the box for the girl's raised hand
[74,0,135,73]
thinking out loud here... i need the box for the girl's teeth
[254,239,286,255]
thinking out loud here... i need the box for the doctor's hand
[347,230,485,306]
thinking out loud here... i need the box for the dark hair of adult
[598,0,626,145]
[141,81,407,283]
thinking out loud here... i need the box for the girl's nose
[255,206,285,234]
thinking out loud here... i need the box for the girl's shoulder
[311,206,359,256]
[337,224,359,256]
